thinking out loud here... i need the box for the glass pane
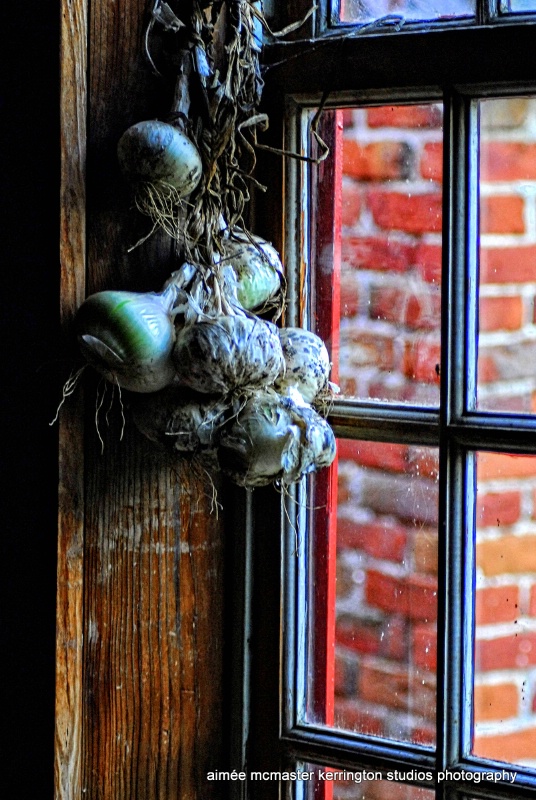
[337,104,443,405]
[298,763,435,799]
[340,1,474,24]
[477,96,536,413]
[306,441,439,745]
[502,1,536,12]
[473,451,536,767]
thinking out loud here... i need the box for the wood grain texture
[56,0,88,796]
[82,433,224,799]
[56,0,227,797]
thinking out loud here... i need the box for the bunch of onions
[75,280,182,393]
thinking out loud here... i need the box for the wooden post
[57,1,226,797]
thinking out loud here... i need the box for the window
[245,3,536,800]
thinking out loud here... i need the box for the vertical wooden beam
[57,1,226,797]
[55,0,88,796]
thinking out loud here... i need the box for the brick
[334,651,358,697]
[342,235,415,272]
[360,472,439,525]
[414,242,442,284]
[412,623,437,671]
[337,472,351,504]
[475,631,536,671]
[407,447,439,480]
[341,180,362,226]
[344,329,396,370]
[339,273,360,316]
[358,663,435,719]
[473,726,536,763]
[333,698,385,736]
[342,108,354,128]
[530,584,536,616]
[475,585,520,625]
[479,295,523,332]
[369,286,441,330]
[474,682,519,722]
[480,245,536,283]
[337,439,408,473]
[477,353,499,383]
[412,725,436,747]
[336,516,408,562]
[477,535,536,577]
[368,190,442,234]
[379,615,408,661]
[350,330,396,370]
[420,142,443,182]
[414,530,438,575]
[365,571,437,622]
[404,339,441,384]
[408,575,438,621]
[480,195,525,234]
[477,452,536,480]
[480,142,536,181]
[476,491,521,527]
[336,616,384,656]
[343,140,413,181]
[367,105,442,129]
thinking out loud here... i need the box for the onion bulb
[275,328,331,404]
[286,404,336,483]
[172,316,285,395]
[75,288,178,393]
[222,231,282,311]
[131,384,229,453]
[218,392,336,487]
[218,393,302,487]
[117,120,202,196]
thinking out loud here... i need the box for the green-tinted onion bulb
[117,120,202,196]
[222,231,282,311]
[75,288,178,393]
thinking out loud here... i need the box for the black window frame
[233,4,536,800]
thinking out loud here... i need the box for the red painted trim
[309,109,343,799]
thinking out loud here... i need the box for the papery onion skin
[275,328,331,404]
[222,233,282,311]
[285,402,336,483]
[218,393,302,487]
[131,384,229,453]
[75,290,177,393]
[172,316,285,395]
[117,120,202,196]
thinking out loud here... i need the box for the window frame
[243,6,536,800]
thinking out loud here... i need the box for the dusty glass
[298,763,435,799]
[476,97,536,414]
[306,441,439,745]
[332,104,443,405]
[473,451,536,767]
[339,0,474,24]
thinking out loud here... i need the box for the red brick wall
[334,99,536,769]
